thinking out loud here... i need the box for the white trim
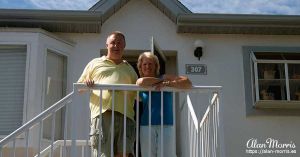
[254,62,259,101]
[41,47,69,142]
[24,44,31,124]
[41,47,48,112]
[41,39,71,111]
[284,63,291,101]
[46,46,70,57]
[249,54,256,107]
[0,28,75,46]
[151,37,167,62]
[257,60,300,63]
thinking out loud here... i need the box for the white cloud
[28,0,98,10]
[180,0,300,15]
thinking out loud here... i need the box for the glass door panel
[43,50,67,140]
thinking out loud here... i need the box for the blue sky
[0,0,300,15]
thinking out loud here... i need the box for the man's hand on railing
[85,79,95,87]
[78,79,95,93]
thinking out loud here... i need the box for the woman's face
[141,57,156,77]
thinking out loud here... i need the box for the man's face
[106,34,125,61]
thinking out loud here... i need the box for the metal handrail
[74,83,222,92]
[199,93,218,128]
[0,83,223,157]
[0,92,73,147]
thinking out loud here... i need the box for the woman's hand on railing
[152,80,169,90]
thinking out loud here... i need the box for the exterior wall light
[194,40,204,60]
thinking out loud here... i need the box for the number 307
[191,66,202,72]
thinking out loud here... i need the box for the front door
[151,37,167,75]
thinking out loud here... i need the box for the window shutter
[0,45,26,135]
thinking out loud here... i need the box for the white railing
[186,92,224,157]
[34,140,90,157]
[0,83,223,157]
[0,92,73,157]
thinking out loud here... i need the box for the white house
[1,0,300,156]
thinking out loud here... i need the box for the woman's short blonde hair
[137,52,160,77]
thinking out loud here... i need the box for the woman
[136,52,192,157]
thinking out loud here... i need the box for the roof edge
[177,13,300,35]
[0,9,103,33]
[89,0,191,24]
[178,13,300,24]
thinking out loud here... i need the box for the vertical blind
[0,45,26,135]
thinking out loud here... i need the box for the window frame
[243,46,300,116]
[41,48,68,141]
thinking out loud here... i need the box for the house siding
[58,0,300,156]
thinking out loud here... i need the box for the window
[251,52,300,108]
[243,46,300,116]
[0,45,27,135]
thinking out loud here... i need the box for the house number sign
[185,64,207,75]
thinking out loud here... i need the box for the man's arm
[77,59,96,93]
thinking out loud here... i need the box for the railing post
[160,91,164,157]
[70,84,79,157]
[111,90,115,157]
[59,145,62,157]
[0,145,2,157]
[63,103,69,157]
[123,91,127,157]
[148,91,151,157]
[172,91,176,155]
[37,121,42,157]
[98,90,103,157]
[12,138,16,157]
[218,91,226,157]
[25,129,29,157]
[50,112,56,157]
[84,106,89,157]
[135,91,140,157]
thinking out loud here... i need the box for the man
[78,31,138,157]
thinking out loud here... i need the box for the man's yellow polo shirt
[78,56,138,120]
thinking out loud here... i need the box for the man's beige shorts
[90,111,136,157]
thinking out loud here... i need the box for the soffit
[0,9,102,33]
[1,2,300,35]
[177,13,300,35]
